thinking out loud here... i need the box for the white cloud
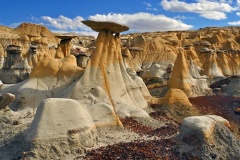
[228,21,240,25]
[237,0,240,6]
[41,15,88,30]
[160,0,237,20]
[51,29,98,37]
[39,13,193,35]
[40,15,98,36]
[200,11,227,20]
[88,12,193,32]
[237,12,240,16]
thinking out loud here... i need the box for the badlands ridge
[0,21,240,159]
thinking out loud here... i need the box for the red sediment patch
[75,117,188,160]
[120,117,179,137]
[77,139,197,160]
[189,95,240,135]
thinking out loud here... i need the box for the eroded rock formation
[0,22,240,160]
[0,20,153,159]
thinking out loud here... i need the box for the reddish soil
[76,95,240,160]
[121,117,179,137]
[189,95,240,136]
[78,139,185,160]
[76,116,195,160]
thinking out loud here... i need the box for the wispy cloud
[237,12,240,16]
[143,2,152,7]
[228,21,240,25]
[173,15,195,20]
[143,2,158,11]
[146,7,158,11]
[39,13,193,36]
[160,0,237,20]
[30,15,39,21]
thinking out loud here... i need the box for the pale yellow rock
[30,57,61,78]
[13,23,58,44]
[169,51,192,95]
[58,55,85,79]
[30,55,84,78]
[55,47,65,59]
[217,51,231,76]
[202,51,224,77]
[185,46,202,67]
[158,88,192,107]
[56,35,76,57]
[17,35,30,57]
[129,36,177,71]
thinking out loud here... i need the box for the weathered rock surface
[0,22,240,160]
[122,26,240,80]
[0,93,15,110]
[177,115,240,160]
[168,50,212,97]
[0,21,152,159]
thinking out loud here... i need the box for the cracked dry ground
[76,95,240,160]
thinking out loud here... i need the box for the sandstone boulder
[25,98,97,159]
[177,115,240,160]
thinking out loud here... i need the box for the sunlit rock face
[121,27,240,81]
[0,20,151,122]
[66,20,151,119]
[0,21,240,160]
[0,55,84,116]
[0,21,153,159]
[122,35,177,72]
[168,51,212,97]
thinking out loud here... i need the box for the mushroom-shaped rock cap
[6,45,21,52]
[56,35,77,40]
[81,20,129,33]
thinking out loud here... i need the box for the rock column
[3,45,22,69]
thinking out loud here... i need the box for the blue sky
[0,0,240,36]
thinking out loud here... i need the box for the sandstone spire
[56,35,76,57]
[67,20,150,120]
[169,50,191,95]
